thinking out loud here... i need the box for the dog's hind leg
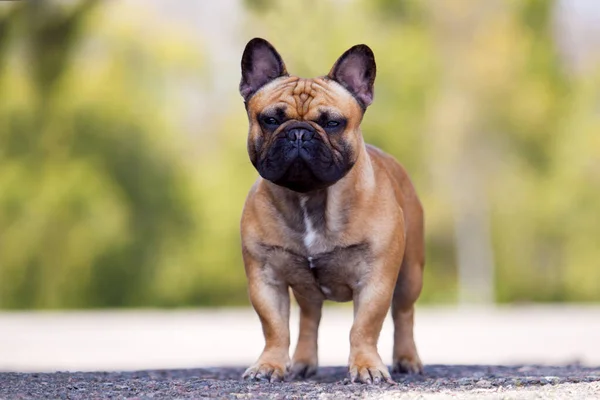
[391,213,424,374]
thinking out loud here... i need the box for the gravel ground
[2,364,600,399]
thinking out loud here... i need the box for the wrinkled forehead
[247,76,361,120]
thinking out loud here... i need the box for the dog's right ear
[240,38,288,101]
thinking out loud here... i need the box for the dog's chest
[263,241,371,302]
[263,196,371,302]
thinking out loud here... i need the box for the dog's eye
[326,121,340,128]
[262,117,280,126]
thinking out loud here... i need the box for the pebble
[542,376,560,385]
[476,379,492,388]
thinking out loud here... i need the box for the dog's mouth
[272,158,323,193]
[256,137,354,193]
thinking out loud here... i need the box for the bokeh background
[0,0,598,310]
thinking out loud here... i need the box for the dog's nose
[287,128,314,143]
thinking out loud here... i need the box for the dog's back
[366,143,424,246]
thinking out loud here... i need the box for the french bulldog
[239,38,424,384]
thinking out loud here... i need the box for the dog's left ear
[240,38,288,101]
[328,44,376,109]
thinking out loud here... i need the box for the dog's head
[240,38,376,193]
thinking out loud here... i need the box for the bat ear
[328,44,376,108]
[240,38,288,101]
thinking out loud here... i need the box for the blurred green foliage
[0,0,598,309]
[0,1,204,308]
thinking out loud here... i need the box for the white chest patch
[300,197,318,250]
[320,285,332,295]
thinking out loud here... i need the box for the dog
[239,38,424,384]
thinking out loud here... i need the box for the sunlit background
[0,0,599,310]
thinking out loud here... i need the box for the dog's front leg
[242,253,291,382]
[348,258,400,384]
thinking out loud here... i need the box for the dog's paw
[392,354,423,375]
[243,362,287,383]
[288,359,318,380]
[348,352,395,385]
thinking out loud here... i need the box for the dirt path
[2,365,600,399]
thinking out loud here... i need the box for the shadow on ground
[2,365,600,399]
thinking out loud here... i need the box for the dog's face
[240,38,376,193]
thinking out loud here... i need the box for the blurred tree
[27,0,99,103]
[482,0,591,302]
[368,0,425,22]
[243,0,275,13]
[425,0,499,304]
[0,7,14,73]
[0,0,202,308]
